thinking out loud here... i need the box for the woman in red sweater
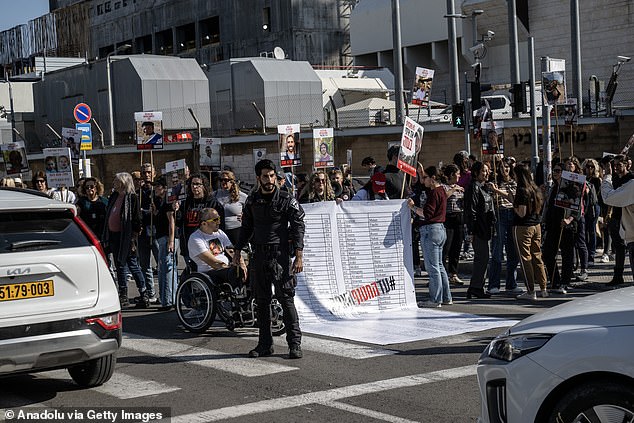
[408,166,452,308]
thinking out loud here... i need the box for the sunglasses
[191,182,203,187]
[315,178,327,183]
[203,217,221,224]
[36,179,46,183]
[220,178,233,182]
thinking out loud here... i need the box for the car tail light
[86,312,122,330]
[73,215,108,263]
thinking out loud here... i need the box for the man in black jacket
[233,159,306,359]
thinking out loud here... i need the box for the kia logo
[7,268,31,276]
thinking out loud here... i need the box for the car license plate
[0,280,54,301]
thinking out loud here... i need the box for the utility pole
[446,0,461,103]
[571,0,583,115]
[392,0,405,124]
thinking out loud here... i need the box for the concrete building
[47,0,353,68]
[351,0,634,112]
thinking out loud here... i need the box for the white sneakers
[517,291,537,300]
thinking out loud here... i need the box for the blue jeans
[488,208,519,290]
[157,236,179,307]
[420,223,451,304]
[138,232,159,297]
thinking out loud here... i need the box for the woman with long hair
[103,172,148,307]
[509,165,548,300]
[76,177,108,242]
[582,158,601,267]
[408,166,452,307]
[564,156,589,281]
[298,170,336,203]
[464,161,495,299]
[212,170,247,246]
[487,157,521,294]
[440,164,465,286]
[178,174,224,262]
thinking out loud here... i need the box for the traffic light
[471,82,482,112]
[452,102,465,128]
[512,82,527,114]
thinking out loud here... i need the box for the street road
[1,259,628,422]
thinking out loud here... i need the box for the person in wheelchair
[187,208,247,291]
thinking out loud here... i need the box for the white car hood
[510,287,634,334]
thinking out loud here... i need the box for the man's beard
[262,182,276,192]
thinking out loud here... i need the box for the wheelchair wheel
[270,299,286,336]
[176,273,217,333]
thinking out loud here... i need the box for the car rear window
[0,210,91,254]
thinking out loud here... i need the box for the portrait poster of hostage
[481,121,504,155]
[397,117,424,177]
[135,111,163,150]
[278,123,301,167]
[313,127,334,168]
[1,141,29,175]
[542,71,567,106]
[555,170,586,212]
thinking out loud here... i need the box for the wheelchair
[175,261,286,336]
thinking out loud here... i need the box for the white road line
[92,373,180,399]
[41,369,181,399]
[122,333,297,377]
[166,365,476,423]
[322,400,420,423]
[272,335,397,359]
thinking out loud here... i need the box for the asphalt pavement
[1,253,630,422]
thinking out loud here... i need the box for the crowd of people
[2,146,632,314]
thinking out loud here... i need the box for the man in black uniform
[233,159,305,359]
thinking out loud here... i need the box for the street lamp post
[107,44,131,146]
[1,79,17,143]
[444,9,484,156]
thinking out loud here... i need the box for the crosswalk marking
[41,369,180,399]
[272,335,398,359]
[322,400,420,423]
[165,365,476,422]
[122,333,298,377]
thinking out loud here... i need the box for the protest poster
[43,147,74,188]
[542,71,567,105]
[620,133,634,155]
[397,117,423,177]
[412,67,434,106]
[1,141,29,175]
[253,148,266,164]
[164,158,187,203]
[562,100,577,125]
[134,111,163,150]
[555,170,586,211]
[481,121,504,155]
[62,127,82,163]
[313,127,334,168]
[199,137,221,170]
[278,124,301,167]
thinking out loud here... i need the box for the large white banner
[296,200,415,318]
[296,200,517,344]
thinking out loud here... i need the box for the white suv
[0,188,121,387]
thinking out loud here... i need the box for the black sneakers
[289,345,303,359]
[249,345,274,358]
